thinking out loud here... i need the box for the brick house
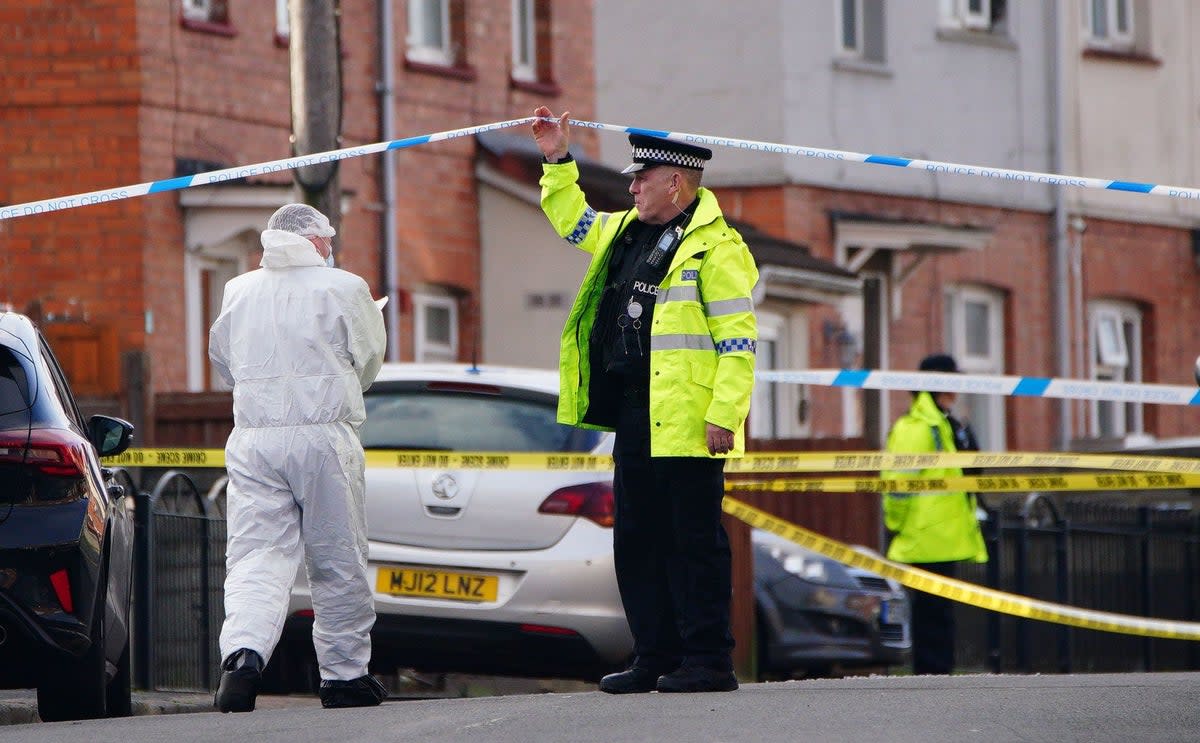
[0,0,595,441]
[594,0,1200,453]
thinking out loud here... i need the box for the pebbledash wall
[0,0,596,409]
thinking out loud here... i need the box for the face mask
[325,254,335,268]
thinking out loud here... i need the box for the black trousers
[611,388,734,673]
[909,560,958,675]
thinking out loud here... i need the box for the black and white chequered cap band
[631,146,706,170]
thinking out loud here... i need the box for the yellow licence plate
[376,566,500,603]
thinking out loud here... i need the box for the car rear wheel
[105,638,133,717]
[37,603,108,721]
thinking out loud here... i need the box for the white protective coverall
[209,228,386,681]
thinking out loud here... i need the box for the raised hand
[531,105,571,162]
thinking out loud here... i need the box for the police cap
[621,133,713,175]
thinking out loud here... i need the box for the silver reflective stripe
[657,286,699,304]
[652,333,715,352]
[705,297,754,316]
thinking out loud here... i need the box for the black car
[753,529,912,678]
[0,312,135,721]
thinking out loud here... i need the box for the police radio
[646,225,683,268]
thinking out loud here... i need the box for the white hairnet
[267,203,336,238]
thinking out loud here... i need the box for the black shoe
[656,665,738,693]
[319,674,389,709]
[214,648,265,713]
[599,667,663,694]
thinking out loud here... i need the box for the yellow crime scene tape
[723,496,1200,641]
[730,471,1200,494]
[103,447,1200,638]
[106,448,1200,475]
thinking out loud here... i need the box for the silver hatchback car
[279,363,630,682]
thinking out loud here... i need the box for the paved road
[2,672,1199,742]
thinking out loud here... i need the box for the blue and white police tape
[560,118,1200,200]
[0,118,536,222]
[757,368,1200,406]
[6,115,1200,223]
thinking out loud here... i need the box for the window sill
[510,77,561,97]
[180,17,238,37]
[832,57,893,77]
[404,58,477,82]
[935,27,1017,50]
[1082,47,1162,67]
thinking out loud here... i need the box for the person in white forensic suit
[208,203,388,712]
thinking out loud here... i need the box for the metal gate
[132,470,227,692]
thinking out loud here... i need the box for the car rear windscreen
[0,347,33,429]
[360,390,599,453]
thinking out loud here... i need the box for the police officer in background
[531,107,759,693]
[882,353,987,675]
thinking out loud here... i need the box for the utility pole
[288,0,342,249]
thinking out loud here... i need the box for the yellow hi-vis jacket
[882,391,988,564]
[539,160,759,458]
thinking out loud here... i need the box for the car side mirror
[88,415,135,457]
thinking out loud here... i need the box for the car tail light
[537,482,614,528]
[49,569,73,613]
[291,609,315,618]
[0,429,89,478]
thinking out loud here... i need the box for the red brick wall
[0,2,144,378]
[390,0,595,359]
[5,1,594,396]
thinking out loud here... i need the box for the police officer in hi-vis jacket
[531,106,759,694]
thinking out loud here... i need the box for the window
[181,0,232,29]
[512,0,537,82]
[414,293,458,362]
[1085,0,1134,48]
[1088,301,1142,438]
[360,387,598,453]
[939,0,1008,32]
[836,0,885,63]
[944,285,1006,450]
[408,0,453,66]
[276,0,290,40]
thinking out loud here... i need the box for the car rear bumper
[0,592,89,688]
[287,519,633,677]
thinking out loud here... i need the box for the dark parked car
[0,312,135,721]
[753,529,912,678]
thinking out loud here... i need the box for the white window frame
[1088,301,1142,438]
[182,0,210,22]
[835,0,885,63]
[1084,0,1134,48]
[408,0,453,66]
[836,0,864,56]
[944,285,1006,450]
[275,0,290,38]
[414,293,458,363]
[511,0,537,82]
[939,0,993,30]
